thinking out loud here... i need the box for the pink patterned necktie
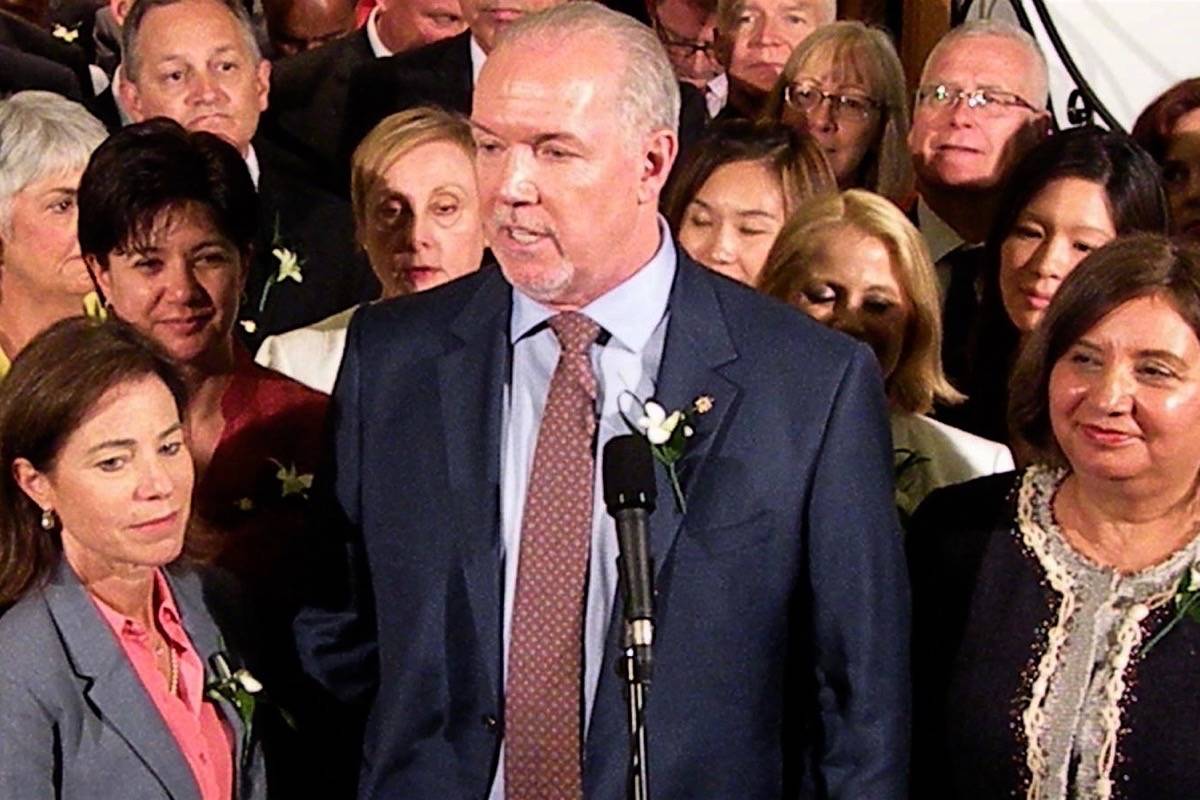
[505,311,601,800]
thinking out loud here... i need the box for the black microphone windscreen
[602,434,657,514]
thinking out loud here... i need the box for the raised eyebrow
[86,438,136,455]
[159,422,184,440]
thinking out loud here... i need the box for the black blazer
[295,255,911,799]
[342,30,710,168]
[909,471,1200,798]
[0,43,84,98]
[260,27,375,195]
[0,9,93,99]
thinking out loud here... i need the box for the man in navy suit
[297,3,909,797]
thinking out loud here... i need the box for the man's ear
[110,0,131,25]
[118,72,146,122]
[12,459,54,514]
[255,58,271,113]
[638,128,678,206]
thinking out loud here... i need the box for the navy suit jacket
[296,254,910,798]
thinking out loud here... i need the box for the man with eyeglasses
[647,0,725,117]
[907,18,1051,390]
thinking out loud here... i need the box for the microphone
[602,434,657,683]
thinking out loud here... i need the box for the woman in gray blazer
[0,318,267,800]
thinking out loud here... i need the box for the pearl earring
[40,508,57,530]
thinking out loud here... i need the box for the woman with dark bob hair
[0,317,266,798]
[947,126,1168,447]
[662,119,835,286]
[77,119,327,584]
[910,234,1200,798]
[1132,77,1200,240]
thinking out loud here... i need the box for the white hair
[922,18,1049,110]
[494,1,681,138]
[0,91,108,235]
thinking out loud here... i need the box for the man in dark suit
[0,8,94,99]
[297,3,909,798]
[259,0,466,195]
[906,20,1051,389]
[342,0,709,178]
[117,0,377,344]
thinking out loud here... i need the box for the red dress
[190,348,328,603]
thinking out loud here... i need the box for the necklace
[167,646,179,697]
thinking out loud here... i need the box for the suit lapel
[437,268,511,701]
[646,257,740,576]
[44,561,200,800]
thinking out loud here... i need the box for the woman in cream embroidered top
[909,234,1200,799]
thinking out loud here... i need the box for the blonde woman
[759,21,913,204]
[256,107,486,392]
[759,189,1011,513]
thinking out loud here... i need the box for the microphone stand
[618,581,652,800]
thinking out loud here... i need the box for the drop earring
[40,508,57,530]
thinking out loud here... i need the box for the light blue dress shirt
[488,225,676,799]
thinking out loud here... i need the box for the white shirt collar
[245,144,260,189]
[470,35,487,86]
[510,218,676,353]
[365,6,392,58]
[705,72,728,118]
[917,196,966,265]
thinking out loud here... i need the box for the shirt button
[481,714,500,733]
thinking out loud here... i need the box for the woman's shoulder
[253,308,355,394]
[895,413,1014,474]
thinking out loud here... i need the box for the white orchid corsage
[206,652,265,768]
[257,246,303,313]
[1143,562,1200,654]
[621,392,714,513]
[271,459,313,499]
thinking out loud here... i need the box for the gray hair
[0,91,108,235]
[122,0,263,83]
[495,1,680,139]
[922,19,1049,110]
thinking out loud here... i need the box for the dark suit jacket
[0,9,93,97]
[0,42,84,98]
[260,27,375,196]
[238,137,379,350]
[342,30,710,170]
[296,255,910,798]
[0,561,267,799]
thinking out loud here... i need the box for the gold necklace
[167,646,179,697]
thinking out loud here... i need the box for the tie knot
[548,312,599,355]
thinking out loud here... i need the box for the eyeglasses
[652,16,716,58]
[784,81,882,122]
[914,83,1039,116]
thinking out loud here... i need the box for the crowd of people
[2,0,1200,796]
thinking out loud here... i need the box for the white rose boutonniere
[622,392,714,513]
[52,23,80,42]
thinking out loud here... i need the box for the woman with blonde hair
[759,21,913,204]
[759,189,1011,513]
[256,106,486,392]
